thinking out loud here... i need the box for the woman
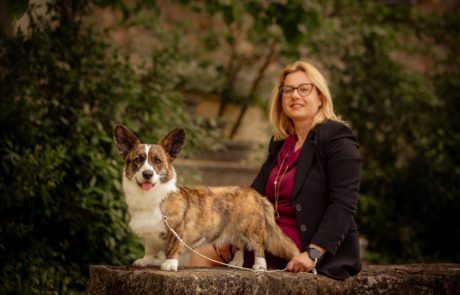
[190,60,362,280]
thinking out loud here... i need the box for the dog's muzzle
[142,170,154,180]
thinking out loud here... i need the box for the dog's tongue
[142,182,153,191]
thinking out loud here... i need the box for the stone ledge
[87,264,460,294]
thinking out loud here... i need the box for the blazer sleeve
[310,123,361,255]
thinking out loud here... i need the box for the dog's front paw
[150,252,166,266]
[228,250,244,267]
[252,257,267,271]
[133,256,158,267]
[161,259,179,271]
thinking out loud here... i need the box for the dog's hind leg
[228,246,244,267]
[246,229,267,271]
[250,243,267,271]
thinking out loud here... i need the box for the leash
[162,215,288,273]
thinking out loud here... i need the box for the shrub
[0,1,200,293]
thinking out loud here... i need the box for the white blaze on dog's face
[113,125,185,191]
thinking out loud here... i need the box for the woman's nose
[291,88,301,99]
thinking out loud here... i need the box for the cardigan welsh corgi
[113,125,299,271]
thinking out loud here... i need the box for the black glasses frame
[279,83,314,97]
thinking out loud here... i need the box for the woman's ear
[318,94,324,108]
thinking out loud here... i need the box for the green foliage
[169,0,322,137]
[4,0,30,21]
[317,1,460,263]
[167,0,460,264]
[0,1,203,293]
[1,2,459,294]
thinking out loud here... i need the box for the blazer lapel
[263,139,283,182]
[252,138,283,194]
[292,130,317,199]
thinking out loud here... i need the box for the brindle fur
[114,125,299,270]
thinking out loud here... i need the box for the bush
[0,1,201,293]
[328,6,460,263]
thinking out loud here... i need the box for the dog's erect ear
[113,125,140,159]
[159,128,185,160]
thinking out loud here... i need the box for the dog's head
[113,125,185,191]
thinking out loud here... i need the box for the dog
[113,124,300,271]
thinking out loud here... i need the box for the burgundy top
[264,134,302,251]
[242,135,303,269]
[240,135,304,269]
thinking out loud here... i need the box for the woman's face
[281,71,322,124]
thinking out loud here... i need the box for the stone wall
[175,159,260,186]
[87,264,460,294]
[175,140,262,186]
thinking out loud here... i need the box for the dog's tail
[262,198,300,260]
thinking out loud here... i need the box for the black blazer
[251,120,362,280]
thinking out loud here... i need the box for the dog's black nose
[142,170,154,180]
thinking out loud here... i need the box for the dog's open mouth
[137,181,155,191]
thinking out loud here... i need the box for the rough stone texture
[87,264,460,294]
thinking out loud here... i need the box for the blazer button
[300,224,307,232]
[295,204,302,212]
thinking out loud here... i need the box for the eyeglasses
[279,83,314,98]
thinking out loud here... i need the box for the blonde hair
[268,61,344,140]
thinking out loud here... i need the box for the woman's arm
[310,123,361,255]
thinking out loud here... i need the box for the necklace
[273,142,295,219]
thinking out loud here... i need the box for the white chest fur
[129,206,166,249]
[122,173,178,250]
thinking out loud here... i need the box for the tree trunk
[229,41,277,139]
[217,26,240,119]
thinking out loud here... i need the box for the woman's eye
[154,158,162,165]
[299,86,310,92]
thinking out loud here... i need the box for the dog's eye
[154,157,162,165]
[134,156,144,164]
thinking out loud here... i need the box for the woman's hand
[286,252,315,273]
